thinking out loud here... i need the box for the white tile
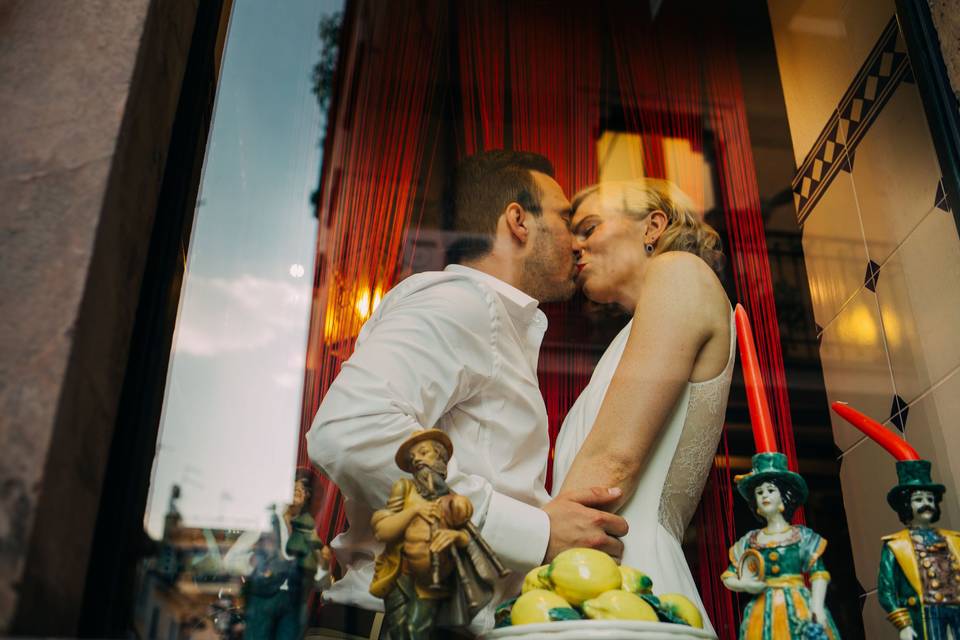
[820,286,897,450]
[851,82,943,264]
[768,0,896,163]
[801,171,869,328]
[904,367,960,530]
[875,208,960,402]
[839,439,904,591]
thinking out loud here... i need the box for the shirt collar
[444,264,542,323]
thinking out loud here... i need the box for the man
[307,150,628,637]
[878,459,960,640]
[371,429,500,640]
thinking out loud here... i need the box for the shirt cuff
[481,491,550,572]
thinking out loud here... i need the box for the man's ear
[645,209,669,244]
[503,202,529,244]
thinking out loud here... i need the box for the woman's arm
[557,253,722,511]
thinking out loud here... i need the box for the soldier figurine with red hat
[370,429,506,640]
[832,402,960,640]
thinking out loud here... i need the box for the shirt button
[770,565,780,575]
[923,559,932,568]
[932,579,941,588]
[908,596,918,606]
[929,569,937,577]
[769,552,779,561]
[935,593,944,602]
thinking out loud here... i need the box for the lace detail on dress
[657,315,736,542]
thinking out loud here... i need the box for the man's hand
[542,487,629,562]
[430,529,469,553]
[416,501,442,524]
[900,626,917,640]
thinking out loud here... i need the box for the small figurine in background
[722,305,840,639]
[370,429,506,640]
[832,402,960,640]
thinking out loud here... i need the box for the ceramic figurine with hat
[721,305,841,639]
[370,428,507,640]
[832,402,960,640]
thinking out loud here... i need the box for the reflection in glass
[136,1,343,637]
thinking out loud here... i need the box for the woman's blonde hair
[571,179,724,274]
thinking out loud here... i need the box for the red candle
[830,402,919,461]
[734,304,777,453]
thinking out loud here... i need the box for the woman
[721,453,840,639]
[551,179,734,633]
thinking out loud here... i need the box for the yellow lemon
[619,565,654,594]
[658,593,704,629]
[540,548,622,607]
[510,589,578,625]
[582,589,659,621]
[522,564,551,593]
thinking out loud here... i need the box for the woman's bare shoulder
[644,252,728,306]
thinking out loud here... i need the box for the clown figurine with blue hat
[721,305,841,639]
[832,401,960,640]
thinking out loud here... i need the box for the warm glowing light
[355,289,371,319]
[837,303,879,347]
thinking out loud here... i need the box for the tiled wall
[769,0,960,635]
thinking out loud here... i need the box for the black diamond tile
[935,180,949,211]
[864,260,881,292]
[889,394,909,432]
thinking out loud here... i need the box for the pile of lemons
[497,548,704,629]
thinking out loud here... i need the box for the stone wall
[928,0,960,104]
[0,0,198,633]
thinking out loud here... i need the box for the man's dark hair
[447,150,555,262]
[895,490,943,525]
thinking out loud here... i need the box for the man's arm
[306,279,550,570]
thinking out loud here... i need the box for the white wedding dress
[551,311,735,635]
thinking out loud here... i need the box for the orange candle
[734,304,777,453]
[830,402,919,461]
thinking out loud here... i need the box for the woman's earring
[756,507,762,516]
[778,504,785,513]
[644,243,654,255]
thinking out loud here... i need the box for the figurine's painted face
[910,490,938,526]
[409,441,448,475]
[754,482,784,521]
[293,480,307,508]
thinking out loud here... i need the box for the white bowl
[481,620,717,639]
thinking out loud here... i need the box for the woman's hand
[811,605,827,624]
[723,575,766,594]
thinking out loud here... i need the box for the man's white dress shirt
[306,264,552,631]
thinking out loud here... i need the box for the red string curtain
[608,0,706,206]
[507,0,602,490]
[298,0,446,545]
[703,10,805,513]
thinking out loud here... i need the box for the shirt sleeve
[877,543,901,615]
[306,278,548,570]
